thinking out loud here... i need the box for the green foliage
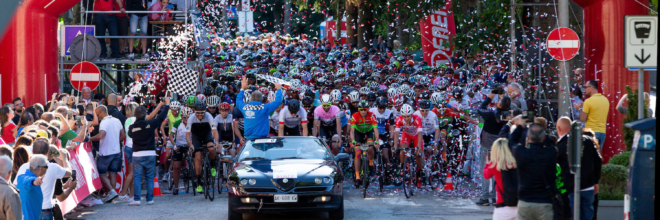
[622,86,651,151]
[599,164,628,200]
[450,0,519,55]
[608,152,631,167]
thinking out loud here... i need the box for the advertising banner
[419,0,455,68]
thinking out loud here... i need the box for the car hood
[234,159,336,179]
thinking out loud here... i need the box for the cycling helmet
[387,88,398,99]
[180,107,194,116]
[215,86,225,96]
[357,100,370,109]
[452,88,464,100]
[376,89,387,98]
[437,79,449,90]
[368,82,380,90]
[304,89,315,99]
[203,86,214,97]
[428,84,438,92]
[320,94,332,105]
[196,94,206,104]
[348,91,360,102]
[302,96,314,106]
[219,102,231,110]
[170,101,181,110]
[376,97,388,108]
[186,95,198,107]
[367,92,377,101]
[206,95,220,107]
[287,99,301,113]
[400,104,414,116]
[430,92,443,104]
[330,89,342,101]
[209,80,220,89]
[420,91,431,100]
[267,91,277,103]
[419,100,432,109]
[419,76,431,85]
[193,101,207,111]
[394,94,405,106]
[259,87,269,96]
[397,84,411,95]
[360,87,371,94]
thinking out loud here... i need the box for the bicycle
[400,147,418,198]
[201,146,216,201]
[216,141,234,194]
[373,141,386,192]
[357,143,370,198]
[187,147,197,195]
[169,145,194,194]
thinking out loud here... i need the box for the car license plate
[274,194,298,203]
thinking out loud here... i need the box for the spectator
[127,0,150,59]
[11,98,23,125]
[117,103,138,203]
[579,80,609,149]
[17,155,48,220]
[128,99,169,206]
[13,112,34,139]
[51,149,78,220]
[38,146,72,220]
[476,90,511,206]
[554,117,573,219]
[0,107,16,146]
[13,136,34,154]
[11,147,29,183]
[484,138,518,220]
[507,83,527,111]
[89,105,125,203]
[0,145,12,159]
[569,84,584,121]
[149,0,174,21]
[0,155,21,220]
[565,128,602,220]
[114,0,129,56]
[533,117,547,131]
[498,108,523,139]
[94,0,124,59]
[80,87,93,105]
[510,119,557,220]
[106,94,127,125]
[616,93,653,117]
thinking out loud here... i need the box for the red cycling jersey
[395,115,423,148]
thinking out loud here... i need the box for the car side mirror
[334,153,349,162]
[221,156,235,164]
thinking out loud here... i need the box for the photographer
[475,89,511,206]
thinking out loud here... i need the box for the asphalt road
[69,181,494,220]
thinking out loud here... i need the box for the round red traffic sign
[546,27,580,61]
[70,61,100,91]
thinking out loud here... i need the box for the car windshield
[237,138,332,162]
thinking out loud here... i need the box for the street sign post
[546,27,580,61]
[624,16,657,69]
[70,61,101,91]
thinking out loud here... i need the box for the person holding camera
[475,89,511,206]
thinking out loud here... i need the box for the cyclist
[313,94,343,145]
[159,101,182,182]
[369,97,393,175]
[168,107,193,195]
[413,100,441,160]
[214,102,236,157]
[302,96,315,136]
[206,95,221,118]
[393,104,424,186]
[186,101,220,193]
[232,91,248,146]
[349,100,379,182]
[278,99,308,136]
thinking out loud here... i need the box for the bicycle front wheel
[403,158,414,198]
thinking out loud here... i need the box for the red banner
[326,21,346,48]
[59,143,103,214]
[420,0,456,68]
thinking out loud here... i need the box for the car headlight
[315,177,322,184]
[323,177,332,184]
[240,178,248,186]
[249,178,256,185]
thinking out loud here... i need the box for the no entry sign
[546,27,580,61]
[70,61,100,91]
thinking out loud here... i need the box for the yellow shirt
[582,93,609,133]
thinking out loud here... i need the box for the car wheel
[228,200,243,220]
[328,199,344,220]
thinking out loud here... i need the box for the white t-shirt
[124,117,136,148]
[278,107,308,128]
[13,162,67,209]
[99,116,123,156]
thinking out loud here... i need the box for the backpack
[498,168,519,207]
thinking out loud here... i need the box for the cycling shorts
[379,133,391,149]
[354,130,375,146]
[191,132,214,152]
[319,125,338,142]
[400,132,422,150]
[282,125,301,136]
[422,134,435,146]
[218,130,233,142]
[172,145,190,161]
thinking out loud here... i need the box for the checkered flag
[257,74,291,88]
[167,63,199,96]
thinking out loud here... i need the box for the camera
[524,110,535,123]
[491,83,506,95]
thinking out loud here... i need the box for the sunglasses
[181,116,189,119]
[359,108,368,112]
[195,111,206,115]
[322,104,331,108]
[420,109,429,112]
[303,105,312,108]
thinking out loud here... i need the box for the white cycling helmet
[387,88,398,99]
[400,104,414,116]
[267,91,277,103]
[180,107,194,117]
[348,91,360,102]
[430,92,443,104]
[206,95,220,107]
[359,87,371,95]
[320,94,332,105]
[170,101,181,110]
[330,89,341,101]
[398,84,411,95]
[196,94,206,104]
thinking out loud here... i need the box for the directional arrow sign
[625,16,657,69]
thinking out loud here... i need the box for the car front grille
[275,179,295,190]
[242,188,278,193]
[293,187,328,193]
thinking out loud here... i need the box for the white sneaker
[162,173,169,182]
[147,200,155,205]
[102,190,118,203]
[128,53,135,59]
[117,194,132,203]
[129,200,141,206]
